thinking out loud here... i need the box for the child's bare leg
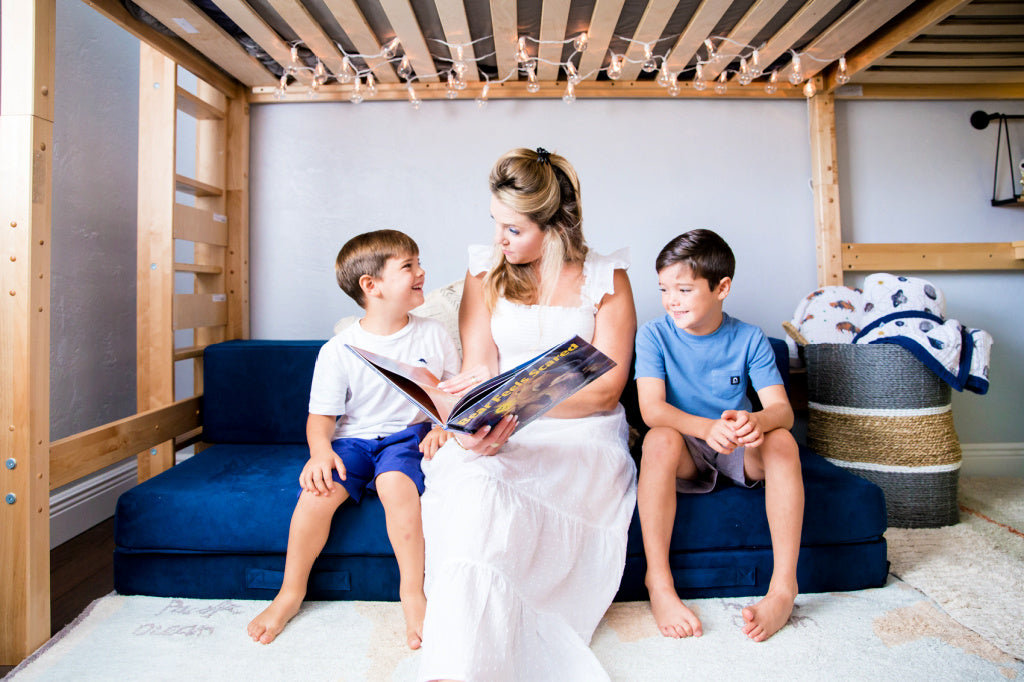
[247,487,348,644]
[638,427,703,638]
[375,471,426,649]
[741,430,803,642]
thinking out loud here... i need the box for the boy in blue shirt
[634,229,803,643]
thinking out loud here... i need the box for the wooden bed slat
[174,203,228,245]
[174,293,229,330]
[749,0,845,82]
[207,0,313,84]
[175,262,223,274]
[776,0,918,83]
[537,0,572,81]
[489,0,518,81]
[577,0,627,80]
[49,397,203,490]
[617,0,682,82]
[175,174,224,197]
[130,0,277,87]
[176,86,226,120]
[842,242,1024,271]
[823,0,974,91]
[319,0,400,82]
[378,0,441,82]
[435,0,480,82]
[664,0,734,78]
[701,0,790,81]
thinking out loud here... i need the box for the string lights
[272,30,851,105]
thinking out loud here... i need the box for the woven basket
[805,343,961,528]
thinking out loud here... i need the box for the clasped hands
[704,409,765,455]
[419,365,518,459]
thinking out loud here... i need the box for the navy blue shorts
[327,422,432,502]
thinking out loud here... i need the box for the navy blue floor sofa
[114,337,889,601]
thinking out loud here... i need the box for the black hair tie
[535,147,550,165]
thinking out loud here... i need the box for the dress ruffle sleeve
[467,244,494,276]
[582,247,630,307]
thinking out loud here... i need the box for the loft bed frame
[2,0,1022,664]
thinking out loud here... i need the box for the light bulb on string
[692,63,706,91]
[476,81,489,107]
[836,56,850,85]
[803,78,816,98]
[764,70,778,94]
[526,64,540,93]
[573,32,589,53]
[407,83,421,109]
[366,73,377,97]
[737,57,751,85]
[749,49,762,78]
[642,44,657,73]
[397,55,413,80]
[667,74,680,96]
[516,36,530,65]
[349,77,363,103]
[607,54,623,80]
[704,38,717,62]
[338,57,354,84]
[446,70,458,99]
[565,62,579,85]
[562,80,576,104]
[788,54,803,85]
[453,45,467,77]
[290,44,300,65]
[715,71,728,95]
[315,60,326,81]
[308,80,320,99]
[382,37,400,60]
[657,60,671,87]
[274,74,287,100]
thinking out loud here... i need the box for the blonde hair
[484,148,588,309]
[335,229,418,308]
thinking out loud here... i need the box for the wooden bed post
[0,0,55,664]
[808,83,844,287]
[136,44,178,482]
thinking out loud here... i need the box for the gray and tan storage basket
[805,343,961,528]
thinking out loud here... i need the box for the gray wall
[249,97,1023,457]
[51,0,139,441]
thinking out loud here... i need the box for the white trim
[960,443,1024,477]
[49,459,137,549]
[825,457,961,475]
[809,402,951,418]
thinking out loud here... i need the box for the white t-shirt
[308,314,461,440]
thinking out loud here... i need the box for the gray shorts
[676,435,760,494]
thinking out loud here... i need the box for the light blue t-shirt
[634,313,782,419]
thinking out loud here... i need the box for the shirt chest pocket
[710,368,746,401]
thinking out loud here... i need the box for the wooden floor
[1,517,115,676]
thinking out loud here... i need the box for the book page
[346,346,459,423]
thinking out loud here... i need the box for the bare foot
[741,588,796,642]
[247,591,303,644]
[648,584,703,638]
[401,590,427,649]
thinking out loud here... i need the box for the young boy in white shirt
[247,230,460,649]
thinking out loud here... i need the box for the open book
[346,335,616,435]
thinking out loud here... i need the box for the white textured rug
[887,476,1024,661]
[5,579,1021,681]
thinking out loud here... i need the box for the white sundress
[417,247,638,682]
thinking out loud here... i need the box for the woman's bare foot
[401,590,427,649]
[247,590,304,644]
[648,583,703,638]
[741,587,796,642]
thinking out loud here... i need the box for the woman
[417,147,638,680]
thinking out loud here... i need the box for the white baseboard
[49,459,137,549]
[960,443,1024,477]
